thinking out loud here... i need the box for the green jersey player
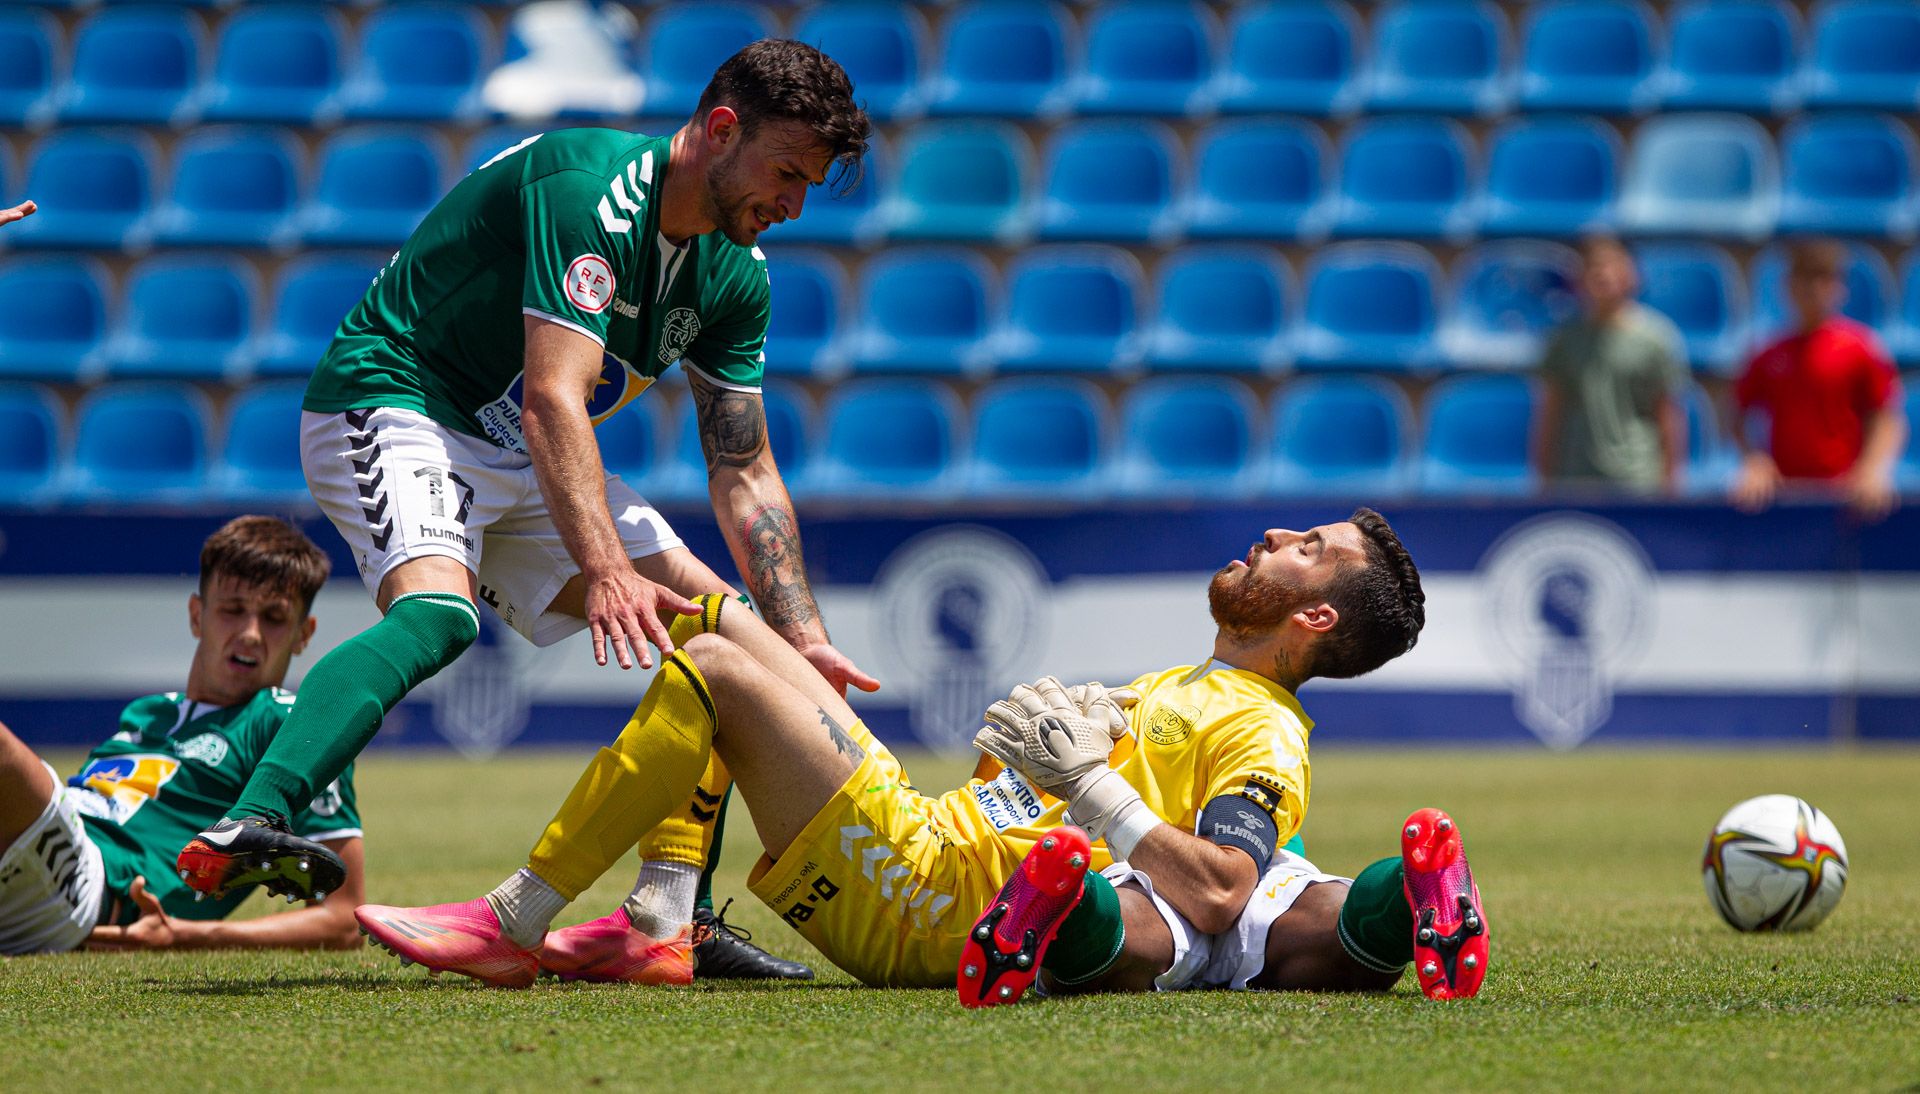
[0,517,365,955]
[177,39,871,982]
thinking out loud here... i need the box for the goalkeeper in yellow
[355,508,1491,1001]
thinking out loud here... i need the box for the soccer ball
[1701,795,1849,932]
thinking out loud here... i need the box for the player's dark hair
[1311,508,1425,680]
[696,39,871,195]
[198,516,331,616]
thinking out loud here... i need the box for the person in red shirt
[1731,239,1907,520]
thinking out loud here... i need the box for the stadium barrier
[2,500,1915,753]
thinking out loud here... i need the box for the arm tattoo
[688,370,767,473]
[820,708,866,764]
[741,503,819,631]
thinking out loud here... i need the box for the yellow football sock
[630,592,739,870]
[526,650,717,900]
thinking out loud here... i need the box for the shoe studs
[1437,817,1453,834]
[963,964,978,978]
[1041,837,1056,852]
[1405,823,1421,839]
[315,891,328,903]
[1014,953,1031,969]
[297,859,310,872]
[193,891,205,903]
[1421,961,1439,978]
[1418,927,1435,944]
[1067,854,1084,870]
[973,924,992,943]
[1464,955,1479,971]
[998,985,1012,1000]
[177,868,189,881]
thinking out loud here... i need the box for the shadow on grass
[157,974,867,997]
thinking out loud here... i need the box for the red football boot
[957,826,1091,1008]
[1401,808,1489,1000]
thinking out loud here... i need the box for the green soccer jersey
[66,688,362,924]
[303,128,771,454]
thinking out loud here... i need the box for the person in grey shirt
[1532,236,1687,495]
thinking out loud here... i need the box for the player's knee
[677,631,749,679]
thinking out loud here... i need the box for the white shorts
[1105,850,1346,992]
[0,763,107,956]
[302,407,685,647]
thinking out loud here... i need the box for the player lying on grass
[0,517,365,956]
[355,507,1488,999]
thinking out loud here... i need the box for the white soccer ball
[1702,794,1849,932]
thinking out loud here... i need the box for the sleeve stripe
[680,357,762,394]
[304,828,363,843]
[521,307,607,347]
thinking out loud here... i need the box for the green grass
[5,747,1918,1092]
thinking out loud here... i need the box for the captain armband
[1197,793,1280,874]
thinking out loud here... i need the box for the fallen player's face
[1209,522,1365,636]
[706,119,832,246]
[188,574,312,706]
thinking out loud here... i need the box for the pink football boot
[957,826,1091,1008]
[1401,808,1490,1000]
[356,898,539,989]
[540,909,695,986]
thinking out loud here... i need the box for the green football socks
[1337,856,1414,974]
[232,591,479,820]
[1041,870,1126,985]
[694,787,731,913]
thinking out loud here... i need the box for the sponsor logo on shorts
[565,254,616,313]
[779,875,841,927]
[1145,703,1199,746]
[968,767,1047,832]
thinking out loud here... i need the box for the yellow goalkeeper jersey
[939,658,1315,883]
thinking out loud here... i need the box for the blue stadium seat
[0,257,107,380]
[0,10,58,127]
[8,131,157,251]
[1268,376,1414,496]
[1037,121,1182,243]
[1517,1,1659,114]
[1296,243,1443,371]
[1331,118,1476,240]
[1658,0,1802,113]
[340,5,490,122]
[70,384,212,501]
[1145,246,1291,373]
[1419,374,1538,495]
[1184,120,1332,242]
[660,382,816,502]
[994,246,1145,373]
[1216,1,1363,117]
[1619,114,1779,239]
[1113,377,1261,497]
[301,127,449,247]
[1778,115,1919,240]
[102,255,258,380]
[1479,117,1620,237]
[637,4,775,118]
[1442,241,1581,369]
[1635,242,1747,372]
[257,253,379,378]
[202,6,345,125]
[1684,381,1738,493]
[880,122,1031,244]
[812,380,963,497]
[218,381,309,501]
[1074,1,1219,117]
[927,1,1074,118]
[0,383,63,503]
[1805,2,1920,111]
[760,132,887,246]
[1895,254,1920,368]
[151,128,304,249]
[847,247,995,375]
[592,397,671,493]
[58,8,203,125]
[1746,244,1893,348]
[1366,1,1511,115]
[792,4,928,121]
[966,378,1108,498]
[763,249,845,378]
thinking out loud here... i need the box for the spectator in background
[1532,236,1687,495]
[0,200,34,227]
[1731,239,1906,521]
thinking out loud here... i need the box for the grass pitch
[4,746,1917,1092]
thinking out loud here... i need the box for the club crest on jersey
[657,307,701,364]
[176,733,229,767]
[1145,704,1199,746]
[565,254,615,314]
[1238,774,1287,821]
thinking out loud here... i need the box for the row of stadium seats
[4,1,1918,128]
[18,373,1918,506]
[4,240,1915,383]
[4,111,1917,252]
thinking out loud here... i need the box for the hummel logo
[596,151,655,234]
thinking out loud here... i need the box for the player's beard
[704,150,760,246]
[1208,563,1315,641]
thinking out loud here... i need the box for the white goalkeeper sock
[486,867,569,949]
[620,861,699,939]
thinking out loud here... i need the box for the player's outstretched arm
[524,317,699,669]
[689,368,877,696]
[87,838,366,952]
